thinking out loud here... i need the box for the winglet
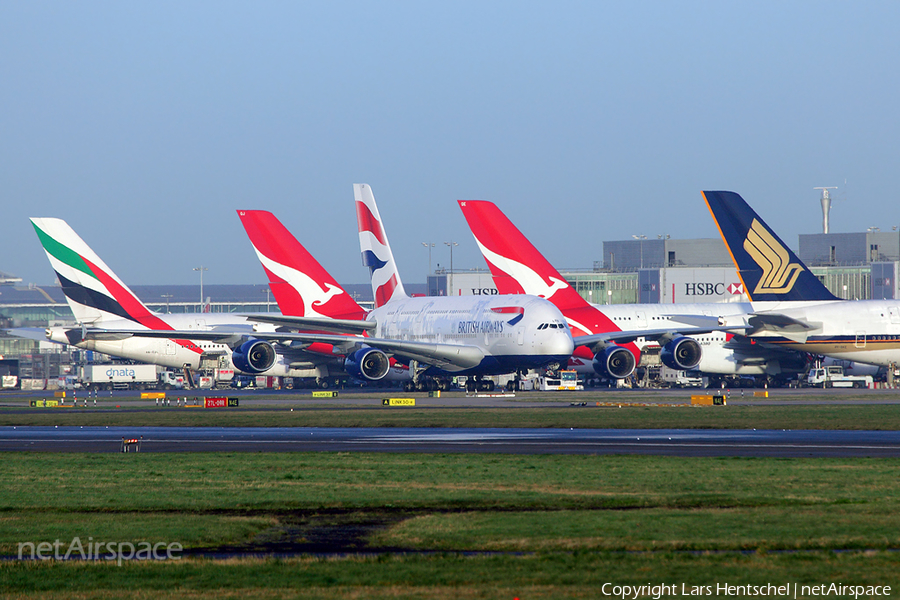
[702,191,838,302]
[237,210,366,320]
[353,184,408,307]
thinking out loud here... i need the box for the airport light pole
[161,294,173,314]
[422,242,435,276]
[193,266,208,311]
[444,241,458,296]
[631,234,647,269]
[261,288,271,312]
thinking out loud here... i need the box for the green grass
[3,403,900,429]
[2,553,898,599]
[3,448,900,597]
[3,453,899,514]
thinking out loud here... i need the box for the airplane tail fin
[353,184,408,307]
[30,218,169,327]
[236,210,366,320]
[702,191,838,302]
[457,200,591,312]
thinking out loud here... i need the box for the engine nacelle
[660,335,702,370]
[592,344,636,379]
[232,339,277,374]
[343,347,391,381]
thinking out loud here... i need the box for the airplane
[457,199,817,386]
[30,217,395,387]
[704,190,900,368]
[351,183,577,391]
[246,184,577,392]
[236,209,410,385]
[71,187,576,393]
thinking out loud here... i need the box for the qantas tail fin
[702,191,838,302]
[30,218,172,328]
[458,200,591,312]
[236,210,366,320]
[353,184,408,307]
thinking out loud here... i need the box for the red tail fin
[237,210,365,320]
[458,200,591,312]
[459,200,628,340]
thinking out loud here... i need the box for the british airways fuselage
[367,294,574,376]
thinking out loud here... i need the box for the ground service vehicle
[660,366,705,388]
[538,370,583,391]
[79,364,183,390]
[806,366,873,388]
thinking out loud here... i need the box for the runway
[3,426,900,457]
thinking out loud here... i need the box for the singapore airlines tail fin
[237,210,367,320]
[702,191,838,302]
[30,218,172,329]
[353,183,408,307]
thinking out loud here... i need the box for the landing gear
[465,377,494,392]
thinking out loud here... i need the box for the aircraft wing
[574,325,750,353]
[247,315,376,335]
[79,328,486,371]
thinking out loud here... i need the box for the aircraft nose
[546,329,575,357]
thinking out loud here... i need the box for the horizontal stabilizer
[746,312,821,343]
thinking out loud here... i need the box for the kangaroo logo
[743,218,803,295]
[253,249,345,318]
[474,239,568,300]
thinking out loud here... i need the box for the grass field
[2,452,899,598]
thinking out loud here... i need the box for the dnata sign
[106,367,135,378]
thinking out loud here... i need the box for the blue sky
[2,1,899,287]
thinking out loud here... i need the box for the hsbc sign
[684,282,744,297]
[661,268,745,303]
[684,283,724,296]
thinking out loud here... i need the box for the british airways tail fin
[30,218,172,328]
[237,210,366,320]
[353,184,408,307]
[702,191,838,302]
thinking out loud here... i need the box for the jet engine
[232,339,277,374]
[344,347,391,381]
[660,335,702,370]
[592,344,636,379]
